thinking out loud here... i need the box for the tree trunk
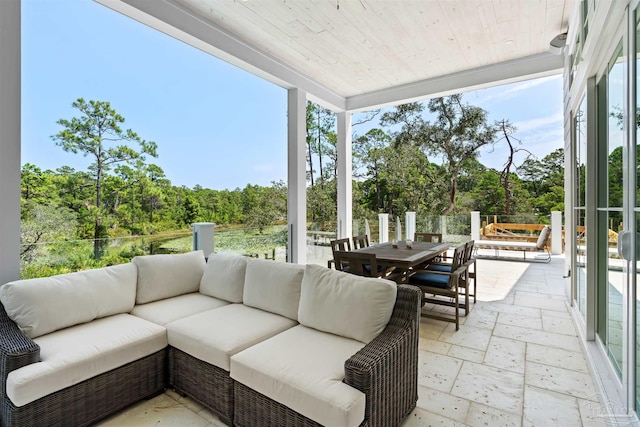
[317,110,323,186]
[307,140,314,187]
[94,162,102,259]
[442,174,457,215]
[500,120,515,220]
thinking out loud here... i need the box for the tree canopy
[21,96,566,268]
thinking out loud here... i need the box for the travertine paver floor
[97,254,604,427]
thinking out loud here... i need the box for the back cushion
[298,264,397,344]
[200,253,247,303]
[536,226,551,249]
[133,251,206,304]
[243,258,304,320]
[0,263,137,339]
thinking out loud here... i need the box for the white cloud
[513,110,563,133]
[473,75,561,105]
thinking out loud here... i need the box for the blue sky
[22,0,563,191]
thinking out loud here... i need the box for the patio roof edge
[345,53,565,112]
[94,0,347,112]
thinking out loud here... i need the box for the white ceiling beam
[95,0,347,112]
[346,53,565,112]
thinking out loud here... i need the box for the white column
[378,214,389,243]
[287,89,307,264]
[0,0,21,284]
[191,222,215,258]
[336,111,352,239]
[551,211,562,255]
[471,211,480,241]
[405,212,416,240]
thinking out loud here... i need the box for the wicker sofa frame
[0,285,421,427]
[0,303,167,427]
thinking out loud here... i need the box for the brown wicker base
[168,346,234,426]
[1,349,166,427]
[233,381,325,427]
[344,285,420,426]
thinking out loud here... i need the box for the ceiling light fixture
[549,33,567,55]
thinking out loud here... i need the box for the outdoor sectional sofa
[0,250,421,427]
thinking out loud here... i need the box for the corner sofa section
[0,250,421,427]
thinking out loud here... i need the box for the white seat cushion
[166,304,296,371]
[6,314,167,407]
[130,293,228,326]
[243,258,304,320]
[475,240,538,249]
[231,325,366,427]
[0,263,138,339]
[298,264,397,344]
[199,253,247,303]
[133,250,206,304]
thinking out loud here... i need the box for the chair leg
[464,275,470,316]
[454,286,459,330]
[473,260,477,303]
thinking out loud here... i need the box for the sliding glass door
[596,43,625,378]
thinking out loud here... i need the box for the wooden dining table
[352,241,450,271]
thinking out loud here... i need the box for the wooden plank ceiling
[175,0,574,98]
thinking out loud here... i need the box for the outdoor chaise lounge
[474,226,551,262]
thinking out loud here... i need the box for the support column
[0,0,21,284]
[287,89,307,264]
[405,212,416,240]
[471,211,480,241]
[192,222,215,258]
[551,211,562,255]
[378,214,389,243]
[337,111,352,239]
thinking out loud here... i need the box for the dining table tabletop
[352,241,450,270]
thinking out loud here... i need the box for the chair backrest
[463,240,475,262]
[334,251,378,277]
[330,238,352,256]
[414,233,443,243]
[450,244,466,271]
[352,234,370,249]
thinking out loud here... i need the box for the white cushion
[243,259,304,320]
[231,325,366,427]
[130,293,228,326]
[199,253,247,303]
[475,240,537,249]
[0,263,137,339]
[298,264,397,344]
[133,251,206,304]
[6,314,167,407]
[536,226,551,249]
[166,304,296,371]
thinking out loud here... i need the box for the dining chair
[425,240,477,312]
[352,234,370,249]
[333,251,382,277]
[414,232,443,243]
[328,238,352,269]
[407,243,468,330]
[414,232,447,261]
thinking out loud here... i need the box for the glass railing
[352,214,472,246]
[20,225,289,279]
[20,213,564,279]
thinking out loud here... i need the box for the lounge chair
[474,226,551,262]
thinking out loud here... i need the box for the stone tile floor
[97,254,605,427]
